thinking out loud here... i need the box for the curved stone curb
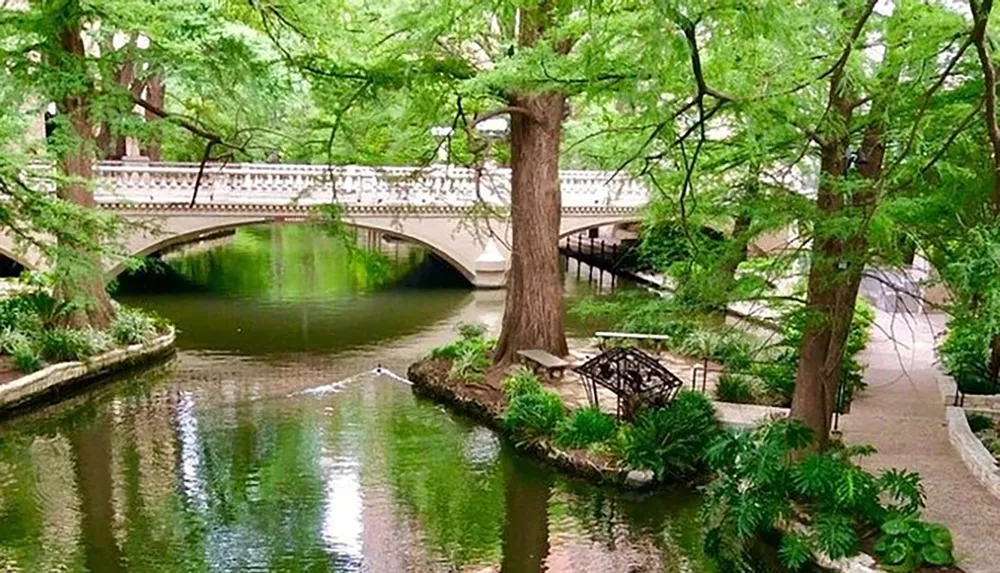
[946,406,1000,501]
[0,328,176,413]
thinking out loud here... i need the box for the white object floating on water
[291,365,415,398]
[374,366,413,386]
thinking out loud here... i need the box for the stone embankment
[0,328,176,414]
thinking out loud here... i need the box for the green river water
[0,224,719,573]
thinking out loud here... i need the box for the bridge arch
[111,216,478,284]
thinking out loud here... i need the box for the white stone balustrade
[2,161,647,289]
[92,162,649,208]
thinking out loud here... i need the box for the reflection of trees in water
[500,454,551,573]
[147,223,433,298]
[377,392,506,569]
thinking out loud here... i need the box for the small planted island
[411,321,960,573]
[0,282,174,411]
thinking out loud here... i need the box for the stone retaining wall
[946,406,1000,500]
[0,328,176,413]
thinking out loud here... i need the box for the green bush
[967,412,995,433]
[1,330,42,373]
[874,517,954,572]
[714,373,758,404]
[939,315,997,395]
[504,389,565,437]
[38,328,100,363]
[449,342,491,382]
[430,324,495,382]
[617,390,720,480]
[502,367,543,399]
[457,322,487,340]
[111,307,158,345]
[555,406,617,449]
[702,419,937,571]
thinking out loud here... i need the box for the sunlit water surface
[0,225,718,573]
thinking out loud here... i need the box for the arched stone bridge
[0,162,647,287]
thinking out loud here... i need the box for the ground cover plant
[0,287,168,374]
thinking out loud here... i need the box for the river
[0,224,718,573]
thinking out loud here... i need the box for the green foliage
[501,367,544,399]
[702,419,938,571]
[0,329,41,373]
[874,518,954,572]
[503,388,566,438]
[37,328,102,363]
[940,316,998,395]
[714,373,758,404]
[617,391,720,481]
[967,412,995,433]
[555,407,617,449]
[111,307,158,345]
[430,323,495,382]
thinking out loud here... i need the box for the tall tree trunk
[55,17,116,329]
[791,68,887,448]
[493,92,569,364]
[492,3,571,365]
[144,72,165,161]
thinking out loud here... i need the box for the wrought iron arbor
[575,347,684,421]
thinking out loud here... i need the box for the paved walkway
[840,309,1000,573]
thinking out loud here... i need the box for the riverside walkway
[841,310,1000,573]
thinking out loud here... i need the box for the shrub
[38,328,99,363]
[1,330,42,373]
[940,315,997,395]
[714,373,757,404]
[555,407,617,449]
[111,307,157,345]
[502,367,543,399]
[504,389,565,437]
[457,322,487,340]
[967,412,995,434]
[617,390,720,480]
[430,324,495,382]
[11,344,42,373]
[751,354,797,406]
[449,342,490,382]
[702,419,939,572]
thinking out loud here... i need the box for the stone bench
[516,349,570,379]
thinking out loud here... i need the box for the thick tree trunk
[493,92,569,364]
[791,88,884,448]
[144,73,165,162]
[56,19,116,329]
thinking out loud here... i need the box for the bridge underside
[0,205,640,288]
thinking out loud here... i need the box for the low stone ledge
[946,406,1000,500]
[0,327,176,413]
[712,401,789,430]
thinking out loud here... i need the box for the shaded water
[0,225,717,572]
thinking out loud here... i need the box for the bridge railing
[92,162,648,208]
